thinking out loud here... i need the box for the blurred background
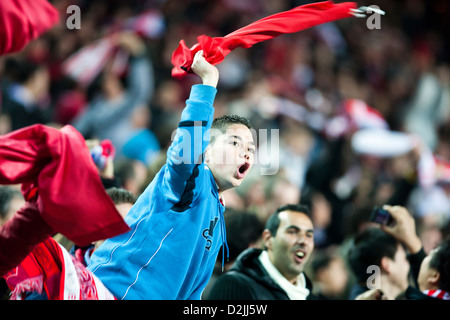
[1,0,449,299]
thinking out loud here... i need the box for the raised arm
[381,205,426,285]
[381,205,422,254]
[190,50,219,88]
[117,32,155,103]
[163,51,219,200]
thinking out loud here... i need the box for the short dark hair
[224,209,264,262]
[106,187,136,205]
[265,204,310,237]
[210,115,252,144]
[347,227,399,284]
[429,237,450,292]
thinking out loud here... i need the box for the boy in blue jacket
[88,51,255,299]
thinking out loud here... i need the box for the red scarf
[4,238,115,300]
[0,124,130,276]
[171,1,356,78]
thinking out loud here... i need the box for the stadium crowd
[1,0,449,300]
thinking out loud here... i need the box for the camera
[370,206,394,226]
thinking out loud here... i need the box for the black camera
[370,206,394,226]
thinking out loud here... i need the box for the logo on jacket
[202,217,219,250]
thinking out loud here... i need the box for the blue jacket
[88,84,228,300]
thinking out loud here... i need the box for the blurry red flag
[0,0,59,55]
[171,1,356,78]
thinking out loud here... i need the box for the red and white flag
[62,38,117,87]
[343,99,389,130]
[4,238,115,300]
[62,10,165,87]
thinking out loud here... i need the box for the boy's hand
[191,50,219,88]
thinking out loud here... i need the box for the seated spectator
[308,248,350,299]
[205,204,316,300]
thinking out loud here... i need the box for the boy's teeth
[296,252,305,258]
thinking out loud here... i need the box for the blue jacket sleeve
[163,84,217,200]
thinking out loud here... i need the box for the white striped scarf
[423,289,450,300]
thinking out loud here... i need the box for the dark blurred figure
[308,248,350,299]
[0,186,25,226]
[2,59,51,130]
[202,208,264,299]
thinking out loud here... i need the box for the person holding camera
[350,205,450,300]
[382,206,450,300]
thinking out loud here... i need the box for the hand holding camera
[371,205,422,254]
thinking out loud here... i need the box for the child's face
[205,123,255,191]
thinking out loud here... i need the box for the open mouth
[293,249,306,264]
[236,162,250,179]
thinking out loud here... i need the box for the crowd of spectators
[1,0,450,300]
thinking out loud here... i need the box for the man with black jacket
[205,204,316,300]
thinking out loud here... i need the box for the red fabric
[0,124,130,276]
[4,237,116,300]
[171,1,356,78]
[0,201,54,277]
[4,238,64,299]
[0,0,60,55]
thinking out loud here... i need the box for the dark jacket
[204,248,316,300]
[404,286,443,300]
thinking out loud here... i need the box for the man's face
[265,210,315,283]
[205,123,255,191]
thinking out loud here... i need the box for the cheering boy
[88,51,255,299]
